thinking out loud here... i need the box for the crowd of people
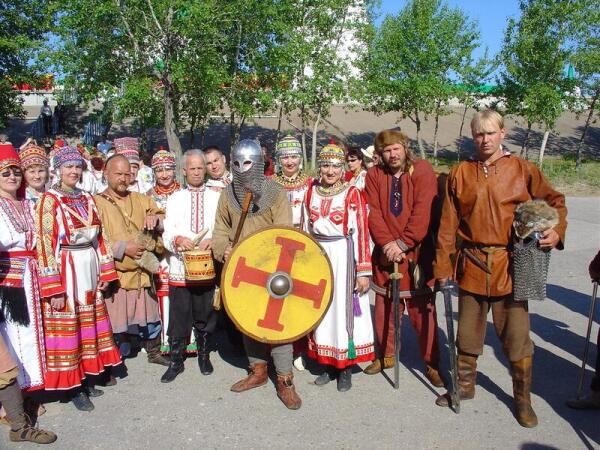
[0,108,597,445]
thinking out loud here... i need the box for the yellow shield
[221,226,333,344]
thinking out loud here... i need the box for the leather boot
[436,354,477,407]
[363,356,395,375]
[230,363,268,392]
[511,356,538,428]
[145,336,170,366]
[194,329,214,375]
[1,381,57,443]
[160,339,186,383]
[337,367,352,392]
[425,364,445,388]
[276,373,302,410]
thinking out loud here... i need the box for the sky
[376,0,522,60]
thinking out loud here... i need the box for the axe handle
[216,192,253,312]
[232,192,253,247]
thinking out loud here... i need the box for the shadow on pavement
[546,283,597,318]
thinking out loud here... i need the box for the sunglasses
[0,168,23,178]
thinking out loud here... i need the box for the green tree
[569,0,600,168]
[456,48,498,139]
[262,1,369,168]
[360,0,479,158]
[0,0,51,128]
[499,0,578,164]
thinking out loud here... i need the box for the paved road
[2,197,599,449]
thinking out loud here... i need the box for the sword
[577,280,598,399]
[441,282,460,413]
[391,262,403,390]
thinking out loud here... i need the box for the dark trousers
[374,292,440,365]
[457,290,534,362]
[167,285,217,339]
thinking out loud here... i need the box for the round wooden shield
[221,226,333,344]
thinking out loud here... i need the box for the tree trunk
[229,111,237,149]
[576,92,598,169]
[163,76,183,181]
[520,122,532,160]
[300,107,308,169]
[275,104,284,145]
[458,103,468,137]
[433,102,441,161]
[311,111,322,171]
[538,130,550,166]
[189,114,197,147]
[414,111,425,158]
[199,125,205,148]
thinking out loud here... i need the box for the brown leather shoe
[435,354,477,407]
[425,364,444,388]
[230,363,268,393]
[276,373,302,410]
[9,413,57,444]
[363,356,395,375]
[511,356,538,428]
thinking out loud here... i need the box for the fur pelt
[513,200,559,239]
[134,230,160,274]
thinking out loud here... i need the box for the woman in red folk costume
[302,141,375,392]
[36,146,122,412]
[19,143,50,205]
[146,149,182,354]
[0,144,57,444]
[0,141,46,393]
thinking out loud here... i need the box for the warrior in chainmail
[211,139,302,410]
[227,139,280,215]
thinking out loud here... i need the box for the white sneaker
[293,355,306,371]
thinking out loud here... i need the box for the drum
[182,249,216,282]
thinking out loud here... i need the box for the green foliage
[115,77,163,131]
[359,0,479,156]
[0,0,51,127]
[499,0,578,134]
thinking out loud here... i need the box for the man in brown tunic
[364,129,443,388]
[433,110,567,427]
[212,139,301,410]
[95,154,168,366]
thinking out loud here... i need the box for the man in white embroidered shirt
[161,149,221,383]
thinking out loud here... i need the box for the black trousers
[167,285,217,339]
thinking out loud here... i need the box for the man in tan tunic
[433,110,567,427]
[95,154,168,366]
[212,139,301,410]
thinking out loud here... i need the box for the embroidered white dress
[302,183,375,368]
[0,198,46,390]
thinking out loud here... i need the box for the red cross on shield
[221,226,333,344]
